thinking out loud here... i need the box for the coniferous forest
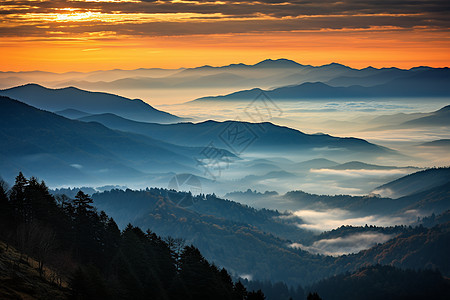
[0,173,265,299]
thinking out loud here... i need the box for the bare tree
[34,225,56,277]
[15,222,56,277]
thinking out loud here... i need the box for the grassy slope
[0,240,69,300]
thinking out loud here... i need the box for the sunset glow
[0,0,449,71]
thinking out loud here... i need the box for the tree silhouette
[247,289,265,300]
[9,172,29,224]
[307,292,322,300]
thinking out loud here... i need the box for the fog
[289,232,396,256]
[291,209,422,232]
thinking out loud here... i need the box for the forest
[0,173,266,299]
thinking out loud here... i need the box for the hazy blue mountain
[281,168,450,214]
[243,162,283,174]
[420,139,450,147]
[401,105,450,127]
[326,67,410,87]
[77,115,393,159]
[372,167,450,198]
[193,68,450,102]
[363,111,430,126]
[31,59,449,101]
[193,83,363,101]
[292,158,339,170]
[54,108,91,119]
[0,96,227,186]
[59,72,251,90]
[0,84,181,123]
[0,68,181,85]
[329,161,418,170]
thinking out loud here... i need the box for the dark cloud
[0,0,449,37]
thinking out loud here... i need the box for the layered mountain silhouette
[77,113,393,158]
[54,108,91,119]
[193,68,450,102]
[0,96,229,185]
[2,59,448,105]
[401,105,450,127]
[362,105,450,131]
[420,139,450,147]
[328,161,418,171]
[0,84,181,123]
[372,167,450,199]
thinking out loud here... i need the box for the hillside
[372,167,450,198]
[307,265,450,300]
[0,173,258,300]
[0,96,229,186]
[401,105,450,127]
[91,189,326,285]
[335,222,450,276]
[0,241,69,299]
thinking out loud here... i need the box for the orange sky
[0,0,449,71]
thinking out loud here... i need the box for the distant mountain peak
[254,58,303,68]
[320,62,350,69]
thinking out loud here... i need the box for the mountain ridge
[0,83,182,123]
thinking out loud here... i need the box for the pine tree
[9,172,29,224]
[0,179,12,232]
[307,292,322,300]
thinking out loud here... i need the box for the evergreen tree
[0,179,12,232]
[247,289,265,300]
[307,292,322,300]
[9,172,29,224]
[233,281,247,300]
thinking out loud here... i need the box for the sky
[1,0,449,72]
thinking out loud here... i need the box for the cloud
[292,208,419,231]
[289,232,395,256]
[238,273,253,281]
[310,168,413,177]
[0,0,449,38]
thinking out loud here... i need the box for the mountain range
[0,96,231,186]
[193,68,450,102]
[1,95,403,189]
[1,59,449,104]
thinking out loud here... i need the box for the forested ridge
[0,173,264,299]
[1,172,450,300]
